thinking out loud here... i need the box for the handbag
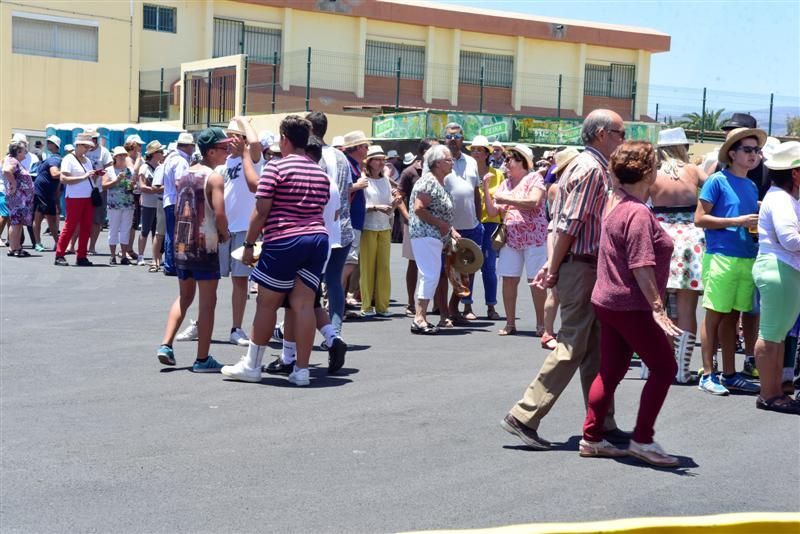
[74,153,102,207]
[491,223,507,252]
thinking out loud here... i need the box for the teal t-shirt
[698,169,758,258]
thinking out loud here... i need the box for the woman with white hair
[103,147,136,264]
[2,140,35,256]
[409,145,460,334]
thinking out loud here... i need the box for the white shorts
[401,224,414,261]
[497,244,547,279]
[346,229,361,265]
[218,230,254,278]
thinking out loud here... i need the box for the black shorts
[34,194,58,216]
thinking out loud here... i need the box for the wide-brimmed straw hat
[451,238,484,274]
[718,128,767,165]
[145,140,165,156]
[365,145,386,161]
[341,130,371,149]
[506,143,534,169]
[111,146,128,158]
[657,127,689,147]
[764,141,800,171]
[225,119,246,137]
[74,133,94,147]
[125,134,144,145]
[554,147,580,175]
[176,132,195,145]
[467,135,491,152]
[331,135,344,148]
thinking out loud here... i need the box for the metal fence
[138,67,180,122]
[140,47,800,138]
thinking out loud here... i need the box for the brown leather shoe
[500,414,551,450]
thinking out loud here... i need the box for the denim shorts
[177,268,221,281]
[250,233,329,293]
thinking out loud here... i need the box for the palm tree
[676,108,727,131]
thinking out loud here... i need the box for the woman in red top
[580,141,683,467]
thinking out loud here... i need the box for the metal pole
[206,70,212,128]
[655,103,659,123]
[631,80,637,121]
[272,51,278,114]
[557,74,562,120]
[159,67,164,119]
[700,87,707,142]
[305,47,311,112]
[768,93,774,135]
[241,56,248,115]
[479,64,484,113]
[395,56,401,112]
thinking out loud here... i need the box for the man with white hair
[160,132,196,277]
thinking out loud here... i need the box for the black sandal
[756,395,800,415]
[410,321,439,335]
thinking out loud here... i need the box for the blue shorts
[0,192,8,217]
[251,233,329,293]
[176,268,221,281]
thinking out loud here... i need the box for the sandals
[756,395,800,415]
[404,306,416,318]
[462,311,477,321]
[449,314,471,327]
[487,309,501,321]
[498,325,517,336]
[541,333,558,350]
[437,318,454,329]
[534,325,546,337]
[410,320,439,335]
[148,264,160,273]
[6,249,30,257]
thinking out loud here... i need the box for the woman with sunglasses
[483,144,548,336]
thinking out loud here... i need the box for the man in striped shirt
[502,109,628,449]
[221,115,330,387]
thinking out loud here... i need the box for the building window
[584,63,635,98]
[365,40,424,80]
[213,18,281,63]
[143,4,176,33]
[12,13,98,62]
[459,51,513,88]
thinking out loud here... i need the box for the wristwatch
[243,241,255,249]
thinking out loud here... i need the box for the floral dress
[409,173,454,241]
[106,166,136,210]
[3,156,34,226]
[498,172,547,250]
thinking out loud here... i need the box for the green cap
[195,127,231,151]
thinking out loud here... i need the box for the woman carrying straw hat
[752,141,800,413]
[103,146,137,264]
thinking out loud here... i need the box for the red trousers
[583,305,677,444]
[56,197,94,259]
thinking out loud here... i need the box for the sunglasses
[607,128,626,139]
[444,133,463,140]
[737,146,761,154]
[506,152,524,163]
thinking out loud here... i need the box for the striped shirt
[551,146,610,257]
[256,154,330,243]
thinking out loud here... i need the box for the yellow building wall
[0,0,138,138]
[137,0,214,73]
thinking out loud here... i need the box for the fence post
[655,103,659,123]
[700,87,707,142]
[557,74,562,120]
[159,67,164,120]
[479,64,485,113]
[305,47,311,112]
[768,93,774,135]
[395,56,402,112]
[206,70,213,128]
[272,51,278,114]
[241,56,249,115]
[630,80,637,120]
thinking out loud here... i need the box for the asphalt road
[1,236,798,533]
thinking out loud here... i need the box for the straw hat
[46,135,61,149]
[111,146,128,158]
[74,133,95,147]
[451,238,484,274]
[269,142,281,154]
[761,136,781,160]
[467,135,491,152]
[64,144,75,153]
[176,132,195,145]
[553,147,580,175]
[145,140,165,156]
[259,131,276,151]
[657,127,689,147]
[341,130,370,149]
[763,141,800,171]
[225,119,246,136]
[718,128,767,165]
[506,143,534,169]
[125,134,144,145]
[331,135,344,148]
[230,242,263,266]
[402,152,416,165]
[491,140,504,150]
[11,133,27,144]
[365,145,386,161]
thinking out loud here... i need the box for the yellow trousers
[359,229,392,313]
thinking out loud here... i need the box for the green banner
[371,111,427,139]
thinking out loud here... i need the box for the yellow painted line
[402,512,800,534]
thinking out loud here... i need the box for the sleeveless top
[174,166,219,272]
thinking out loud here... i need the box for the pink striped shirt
[551,147,610,256]
[256,154,330,243]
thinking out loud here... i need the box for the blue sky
[438,0,800,126]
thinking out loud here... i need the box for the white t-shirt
[363,176,393,231]
[21,151,40,174]
[217,155,264,233]
[60,154,94,199]
[758,185,800,272]
[139,163,159,208]
[152,164,165,205]
[321,146,342,248]
[86,145,112,171]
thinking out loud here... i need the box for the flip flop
[487,310,501,321]
[463,311,478,320]
[437,318,454,328]
[498,326,517,336]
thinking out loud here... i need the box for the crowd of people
[2,108,799,466]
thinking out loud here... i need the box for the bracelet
[243,241,255,249]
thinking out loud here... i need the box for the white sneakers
[175,320,199,342]
[229,328,250,346]
[288,367,310,386]
[221,357,262,383]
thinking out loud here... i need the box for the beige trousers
[510,261,616,431]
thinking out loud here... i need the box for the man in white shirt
[161,132,196,276]
[84,131,113,254]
